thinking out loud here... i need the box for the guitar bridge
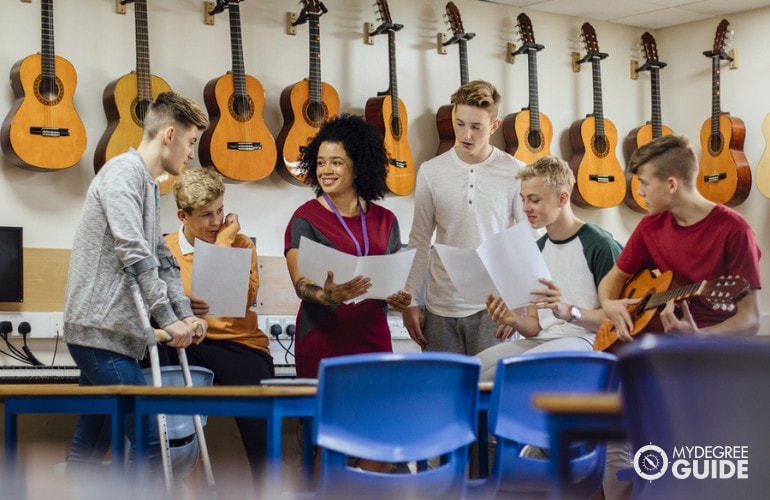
[703,172,727,183]
[227,142,263,151]
[588,174,615,183]
[389,158,407,168]
[30,127,70,137]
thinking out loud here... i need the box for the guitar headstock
[300,0,326,16]
[446,2,465,37]
[580,22,600,57]
[640,32,659,65]
[374,0,393,25]
[713,18,731,53]
[516,13,539,48]
[702,276,750,311]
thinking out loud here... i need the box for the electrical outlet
[263,315,295,340]
[0,312,55,338]
[387,316,410,339]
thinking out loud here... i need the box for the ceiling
[481,0,770,29]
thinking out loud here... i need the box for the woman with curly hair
[283,114,411,380]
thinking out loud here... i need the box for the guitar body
[568,116,625,208]
[275,79,340,185]
[199,73,276,181]
[365,94,415,195]
[502,109,553,164]
[593,269,674,353]
[435,104,455,156]
[622,123,674,212]
[697,113,751,206]
[755,113,770,198]
[1,54,86,171]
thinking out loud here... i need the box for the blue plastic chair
[469,351,618,499]
[617,334,770,500]
[312,352,481,499]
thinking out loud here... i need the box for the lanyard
[322,192,370,257]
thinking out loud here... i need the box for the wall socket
[0,312,62,338]
[262,315,296,340]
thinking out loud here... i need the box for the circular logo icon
[634,444,669,481]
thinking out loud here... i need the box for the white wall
[1,0,769,317]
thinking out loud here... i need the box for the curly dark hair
[299,114,389,201]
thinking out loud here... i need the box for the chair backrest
[142,365,214,438]
[489,351,618,449]
[617,334,770,499]
[313,352,481,499]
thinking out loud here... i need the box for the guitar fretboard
[527,47,541,132]
[229,3,247,100]
[458,39,469,85]
[134,0,152,105]
[650,66,663,138]
[591,58,606,139]
[388,29,399,124]
[645,281,706,310]
[41,0,55,81]
[308,13,323,105]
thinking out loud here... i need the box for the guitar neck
[228,3,247,98]
[527,47,541,131]
[458,39,469,85]
[650,66,663,138]
[134,0,152,102]
[643,281,706,311]
[710,55,722,137]
[591,58,605,138]
[41,0,55,80]
[388,29,399,120]
[308,13,323,104]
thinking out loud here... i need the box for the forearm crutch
[154,324,215,488]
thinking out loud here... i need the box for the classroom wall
[1,0,769,321]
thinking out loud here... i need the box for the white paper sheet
[433,221,551,308]
[191,239,252,318]
[297,236,416,302]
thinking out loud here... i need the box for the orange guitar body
[276,80,340,185]
[94,73,175,192]
[200,73,276,181]
[502,109,553,164]
[622,123,674,213]
[366,94,414,195]
[755,113,770,198]
[569,116,625,208]
[593,269,673,353]
[1,54,86,171]
[435,104,456,156]
[697,113,751,206]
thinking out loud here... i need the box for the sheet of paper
[432,244,499,304]
[297,236,416,302]
[434,221,551,308]
[191,239,252,318]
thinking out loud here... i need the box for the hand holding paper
[191,239,252,318]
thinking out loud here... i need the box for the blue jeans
[66,344,159,468]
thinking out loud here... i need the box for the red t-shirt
[616,205,761,327]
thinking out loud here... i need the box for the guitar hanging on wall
[275,0,340,185]
[568,22,625,209]
[502,12,553,164]
[0,0,87,171]
[435,1,474,157]
[199,0,277,182]
[623,32,674,213]
[697,19,751,206]
[754,114,770,198]
[364,0,415,196]
[93,0,176,194]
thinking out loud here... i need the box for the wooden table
[532,392,625,500]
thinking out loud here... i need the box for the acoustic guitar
[435,1,474,157]
[568,23,625,209]
[93,0,175,194]
[593,269,749,353]
[0,0,86,171]
[275,0,340,185]
[199,0,277,182]
[697,19,751,207]
[754,114,770,198]
[364,0,415,196]
[623,32,674,213]
[502,13,553,164]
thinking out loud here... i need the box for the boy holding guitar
[598,134,760,341]
[403,80,529,355]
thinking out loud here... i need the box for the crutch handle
[153,321,205,343]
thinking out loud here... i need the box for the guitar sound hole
[34,75,64,106]
[527,129,543,151]
[229,94,254,122]
[304,101,328,127]
[709,134,723,156]
[390,116,402,139]
[132,99,152,127]
[591,134,609,158]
